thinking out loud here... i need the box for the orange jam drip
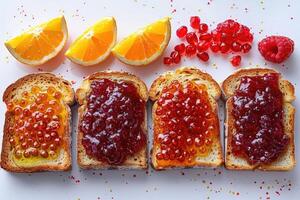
[154,80,218,167]
[6,86,65,160]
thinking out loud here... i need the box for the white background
[0,0,299,199]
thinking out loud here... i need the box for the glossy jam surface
[232,73,288,165]
[7,86,65,162]
[154,80,218,167]
[80,79,146,165]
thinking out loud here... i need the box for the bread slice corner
[149,66,223,170]
[222,68,296,171]
[76,71,148,170]
[1,73,74,172]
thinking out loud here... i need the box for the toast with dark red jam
[76,71,148,169]
[149,67,223,170]
[222,68,296,170]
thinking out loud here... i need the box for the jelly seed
[199,23,208,33]
[24,150,31,158]
[49,150,56,157]
[190,16,200,29]
[54,91,62,99]
[163,57,173,65]
[199,33,212,41]
[176,26,188,38]
[220,42,229,53]
[197,52,209,62]
[186,32,198,45]
[230,55,242,67]
[40,150,49,158]
[185,45,197,56]
[15,150,22,158]
[174,43,186,55]
[241,43,252,53]
[231,42,242,52]
[170,51,181,64]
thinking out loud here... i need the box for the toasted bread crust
[1,73,74,172]
[222,68,296,171]
[149,67,223,170]
[76,71,149,169]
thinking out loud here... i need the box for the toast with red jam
[222,68,296,170]
[76,71,148,169]
[149,67,223,170]
[1,73,74,172]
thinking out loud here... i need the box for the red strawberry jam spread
[6,86,65,162]
[154,80,218,167]
[231,73,289,165]
[80,79,146,165]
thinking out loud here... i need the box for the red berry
[197,52,209,62]
[199,33,212,41]
[199,23,208,33]
[231,42,242,52]
[230,55,241,67]
[197,41,210,52]
[176,26,188,38]
[220,42,229,53]
[185,45,197,56]
[163,57,173,65]
[258,36,294,63]
[174,43,186,55]
[186,32,198,45]
[170,51,181,64]
[241,43,252,53]
[190,16,200,29]
[210,41,220,52]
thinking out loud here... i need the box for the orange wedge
[5,16,68,66]
[65,17,117,66]
[112,17,171,66]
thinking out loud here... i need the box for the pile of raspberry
[163,16,254,67]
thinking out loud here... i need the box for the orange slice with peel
[112,17,171,66]
[5,16,68,66]
[65,17,117,66]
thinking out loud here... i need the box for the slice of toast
[222,68,296,171]
[1,73,74,172]
[149,67,223,170]
[76,71,148,169]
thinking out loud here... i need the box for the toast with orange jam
[76,71,148,169]
[222,68,295,170]
[1,73,74,172]
[149,67,223,170]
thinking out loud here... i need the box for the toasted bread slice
[1,73,74,172]
[149,67,223,170]
[222,68,296,171]
[76,71,148,169]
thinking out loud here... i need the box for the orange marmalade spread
[6,86,66,164]
[154,80,219,167]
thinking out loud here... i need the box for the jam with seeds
[6,86,65,161]
[231,73,289,165]
[154,80,218,167]
[79,79,146,165]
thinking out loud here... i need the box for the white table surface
[0,0,299,199]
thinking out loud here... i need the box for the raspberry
[258,36,294,63]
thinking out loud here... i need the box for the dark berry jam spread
[154,80,218,167]
[80,79,146,165]
[232,73,289,165]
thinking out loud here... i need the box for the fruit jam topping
[7,86,65,160]
[80,79,146,165]
[232,73,289,165]
[155,80,218,166]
